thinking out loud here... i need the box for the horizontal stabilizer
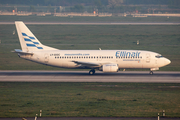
[12,49,33,55]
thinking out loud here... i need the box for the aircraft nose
[164,58,171,66]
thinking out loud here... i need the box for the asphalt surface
[0,71,179,83]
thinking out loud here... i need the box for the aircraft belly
[66,61,77,68]
[57,60,77,68]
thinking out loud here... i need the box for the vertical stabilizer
[15,21,58,52]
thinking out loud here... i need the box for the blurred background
[0,0,180,17]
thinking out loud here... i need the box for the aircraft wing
[12,49,34,55]
[72,61,101,67]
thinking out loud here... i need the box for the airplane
[13,21,171,75]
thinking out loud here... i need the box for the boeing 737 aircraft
[13,21,171,75]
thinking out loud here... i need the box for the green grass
[0,24,180,70]
[0,82,180,117]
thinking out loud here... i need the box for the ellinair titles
[115,51,141,58]
[115,51,141,62]
[13,21,171,75]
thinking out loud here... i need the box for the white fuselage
[19,50,170,70]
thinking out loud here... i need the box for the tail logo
[22,33,43,49]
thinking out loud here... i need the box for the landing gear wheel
[89,69,95,75]
[149,71,153,75]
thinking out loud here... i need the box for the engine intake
[102,63,118,72]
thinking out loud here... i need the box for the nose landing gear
[89,69,95,75]
[149,71,153,75]
[150,68,159,75]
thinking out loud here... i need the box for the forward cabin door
[146,53,150,63]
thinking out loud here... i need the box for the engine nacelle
[102,63,118,72]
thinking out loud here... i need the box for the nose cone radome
[164,58,171,66]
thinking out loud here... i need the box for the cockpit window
[155,55,163,58]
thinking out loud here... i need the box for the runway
[0,71,179,83]
[0,22,180,25]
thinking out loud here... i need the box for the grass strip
[0,82,180,117]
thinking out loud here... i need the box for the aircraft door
[155,59,158,67]
[44,53,49,63]
[146,54,150,63]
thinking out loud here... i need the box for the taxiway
[0,71,179,83]
[0,22,180,25]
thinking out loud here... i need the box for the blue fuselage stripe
[37,47,43,49]
[26,44,36,47]
[29,37,35,39]
[22,33,27,36]
[33,42,39,44]
[24,38,31,42]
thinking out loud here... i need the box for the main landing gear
[89,69,95,75]
[149,71,153,75]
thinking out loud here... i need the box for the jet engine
[102,63,118,72]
